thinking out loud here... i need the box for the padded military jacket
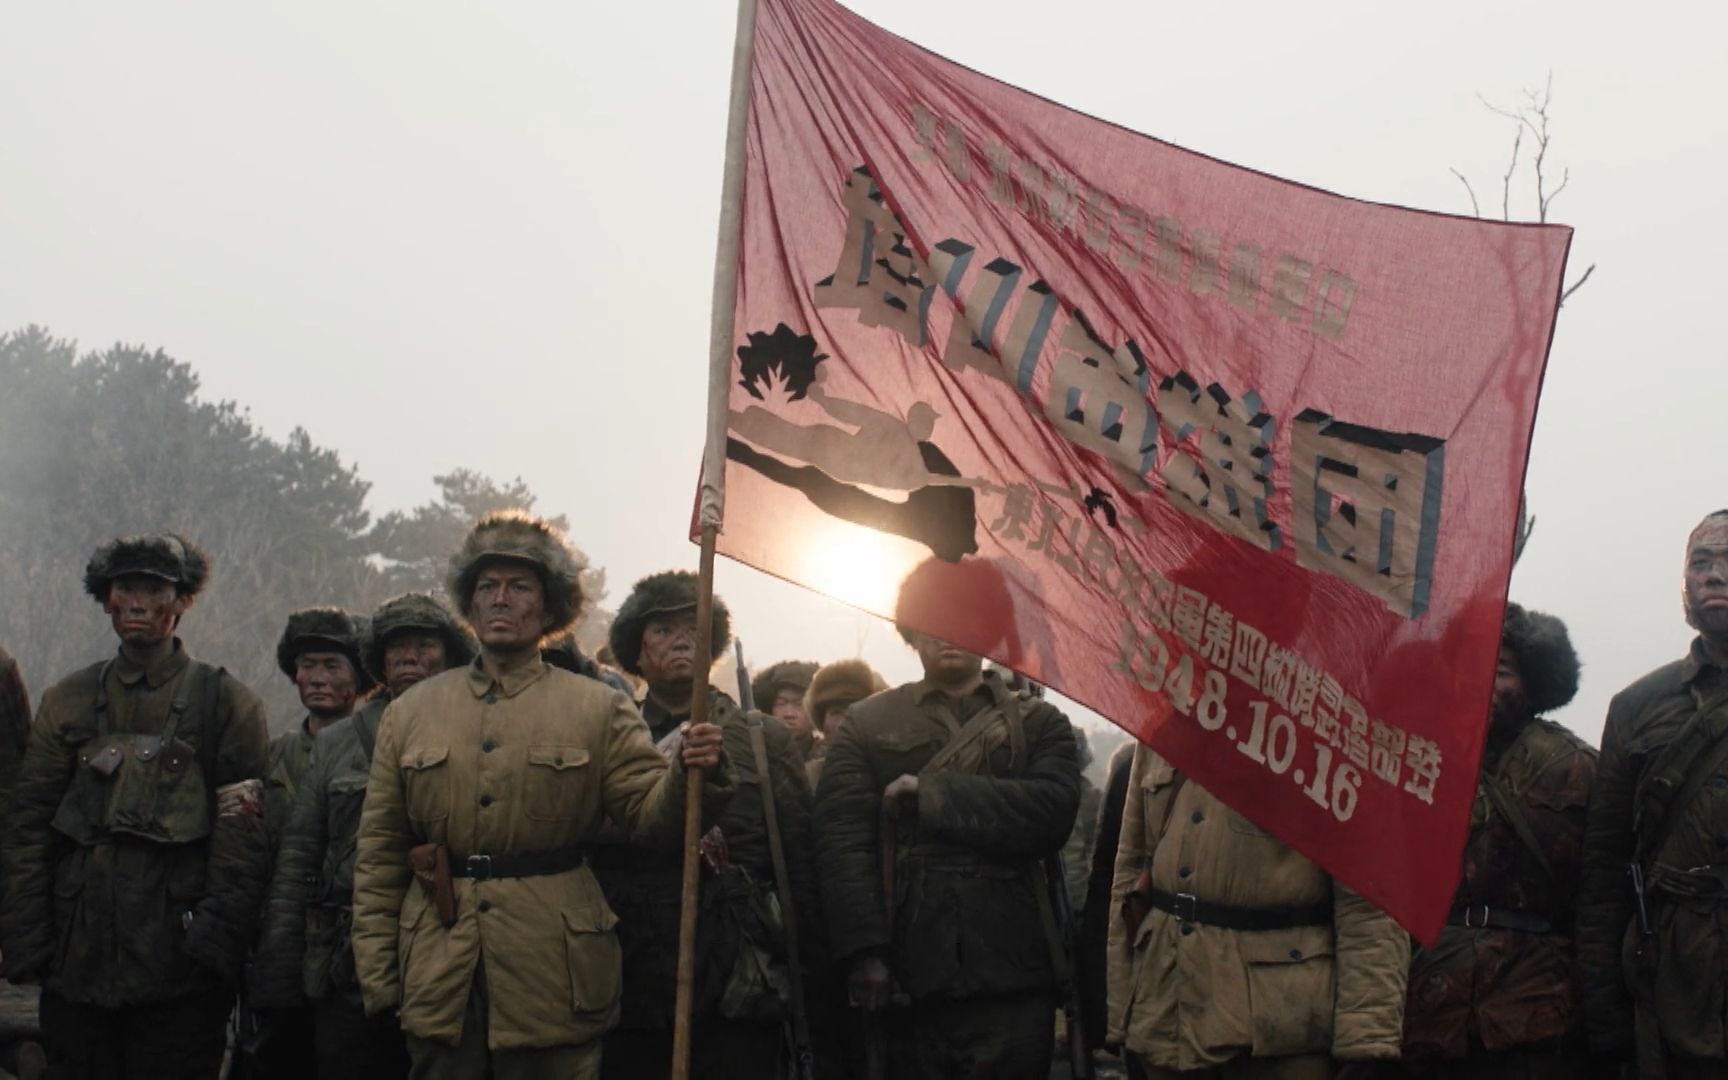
[1403,716,1596,1059]
[814,671,1080,1001]
[253,695,390,1006]
[351,658,733,1051]
[1106,745,1409,1069]
[264,720,317,858]
[0,641,270,1006]
[1579,639,1728,1060]
[590,688,816,1032]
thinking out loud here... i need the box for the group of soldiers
[0,507,1723,1079]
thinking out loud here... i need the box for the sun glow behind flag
[698,0,1571,941]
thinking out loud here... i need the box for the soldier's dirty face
[908,629,983,684]
[294,650,359,719]
[470,562,554,653]
[104,574,188,648]
[382,631,450,695]
[772,688,813,739]
[639,609,700,685]
[1684,517,1728,641]
[822,703,850,736]
[1489,645,1527,729]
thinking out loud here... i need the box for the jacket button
[1190,811,1203,824]
[479,794,493,808]
[1178,867,1191,879]
[1180,923,1194,936]
[478,900,491,913]
[485,692,498,705]
[555,756,564,766]
[482,739,496,753]
[1289,948,1303,960]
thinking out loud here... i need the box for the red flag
[700,0,1571,942]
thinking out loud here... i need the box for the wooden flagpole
[675,0,758,1072]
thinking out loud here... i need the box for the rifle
[735,642,818,1080]
[1045,851,1094,1079]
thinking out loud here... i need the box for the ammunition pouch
[710,864,792,1024]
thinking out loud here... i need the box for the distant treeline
[0,325,610,728]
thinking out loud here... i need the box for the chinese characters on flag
[703,0,1571,942]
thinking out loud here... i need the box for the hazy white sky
[2,0,1720,744]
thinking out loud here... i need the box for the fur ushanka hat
[276,606,372,691]
[83,533,211,601]
[608,570,732,677]
[804,658,884,720]
[447,511,586,638]
[1501,602,1581,717]
[363,592,476,684]
[751,660,819,711]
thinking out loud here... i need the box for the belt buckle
[1464,904,1489,929]
[466,854,493,881]
[1173,892,1199,923]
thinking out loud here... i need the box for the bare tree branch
[1450,168,1481,218]
[1559,263,1596,307]
[1501,124,1523,221]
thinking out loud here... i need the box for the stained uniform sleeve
[915,701,1080,859]
[814,705,888,964]
[1105,743,1154,1047]
[1576,693,1639,1057]
[1329,883,1410,1060]
[182,675,271,984]
[599,690,734,849]
[352,701,413,1015]
[253,738,333,1008]
[0,683,79,982]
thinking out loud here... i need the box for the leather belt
[1149,888,1331,931]
[451,847,587,881]
[1447,904,1555,933]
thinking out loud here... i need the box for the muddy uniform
[0,642,270,1078]
[594,688,820,1080]
[352,659,734,1079]
[1401,717,1595,1077]
[1579,639,1728,1076]
[817,670,1080,1079]
[1107,746,1409,1079]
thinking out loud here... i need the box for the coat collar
[114,638,189,690]
[465,655,550,700]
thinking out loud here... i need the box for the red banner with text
[703,0,1571,941]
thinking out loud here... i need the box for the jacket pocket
[525,746,590,821]
[1241,930,1336,1057]
[400,746,451,824]
[563,902,622,1012]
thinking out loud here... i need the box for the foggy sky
[2,0,1721,744]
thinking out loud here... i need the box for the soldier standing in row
[351,512,731,1077]
[1400,604,1596,1076]
[1107,734,1409,1077]
[1579,510,1728,1077]
[253,593,474,1078]
[802,658,883,788]
[754,659,820,764]
[817,570,1081,1079]
[0,534,271,1078]
[596,571,819,1079]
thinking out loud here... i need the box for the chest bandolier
[26,656,237,1005]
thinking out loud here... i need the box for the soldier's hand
[847,955,893,1011]
[881,774,919,818]
[679,721,724,771]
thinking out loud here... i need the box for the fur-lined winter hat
[1501,602,1580,717]
[363,592,476,684]
[276,607,372,690]
[805,658,883,721]
[609,570,731,677]
[752,660,819,710]
[83,533,211,601]
[447,511,585,638]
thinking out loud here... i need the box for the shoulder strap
[91,660,116,736]
[191,663,223,784]
[923,691,1025,777]
[1635,686,1728,869]
[1482,772,1555,883]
